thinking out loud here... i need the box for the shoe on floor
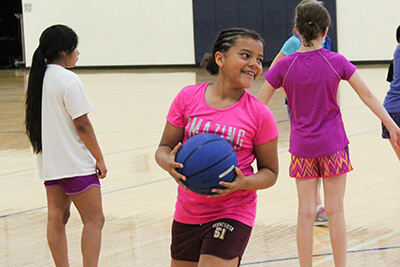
[314,207,328,227]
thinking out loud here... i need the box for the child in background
[270,33,332,69]
[25,25,107,267]
[386,26,400,83]
[155,28,279,267]
[257,1,400,266]
[268,30,333,227]
[383,25,400,159]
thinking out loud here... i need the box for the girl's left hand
[389,124,400,149]
[208,167,245,198]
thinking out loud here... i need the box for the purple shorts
[171,218,252,265]
[44,174,100,195]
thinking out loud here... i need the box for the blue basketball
[175,133,238,195]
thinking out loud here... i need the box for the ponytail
[25,47,46,153]
[200,53,219,75]
[25,24,78,154]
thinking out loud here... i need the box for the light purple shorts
[44,174,100,195]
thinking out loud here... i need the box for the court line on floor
[313,229,400,265]
[0,177,172,218]
[241,245,400,266]
[0,206,46,219]
[1,174,399,265]
[0,144,158,177]
[0,127,380,177]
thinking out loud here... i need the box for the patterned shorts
[289,147,353,179]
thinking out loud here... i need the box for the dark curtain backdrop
[192,0,337,65]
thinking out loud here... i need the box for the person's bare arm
[74,114,107,178]
[348,71,400,148]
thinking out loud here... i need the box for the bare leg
[46,186,72,267]
[71,186,104,267]
[296,178,319,267]
[323,174,347,267]
[170,253,239,266]
[198,254,239,267]
[171,259,198,267]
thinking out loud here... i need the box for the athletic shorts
[382,112,400,139]
[171,218,252,265]
[44,173,100,195]
[289,146,353,179]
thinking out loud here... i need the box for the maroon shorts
[171,218,252,265]
[44,174,100,195]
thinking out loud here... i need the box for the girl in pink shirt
[257,1,400,266]
[155,28,279,267]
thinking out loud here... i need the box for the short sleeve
[264,61,284,89]
[254,105,279,146]
[166,88,187,128]
[340,56,357,80]
[64,78,94,119]
[281,36,301,56]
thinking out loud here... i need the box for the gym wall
[21,0,400,67]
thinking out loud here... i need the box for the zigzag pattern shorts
[289,146,353,179]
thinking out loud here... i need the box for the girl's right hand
[209,167,245,197]
[165,143,188,190]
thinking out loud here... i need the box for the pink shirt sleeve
[254,104,279,146]
[166,87,188,128]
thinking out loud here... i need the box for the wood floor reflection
[0,65,399,266]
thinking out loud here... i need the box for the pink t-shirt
[167,83,279,226]
[265,49,357,158]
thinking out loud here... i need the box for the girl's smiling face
[216,37,264,89]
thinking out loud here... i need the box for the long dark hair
[25,24,78,153]
[200,28,264,75]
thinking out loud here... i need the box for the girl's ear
[59,51,67,58]
[323,27,329,37]
[215,51,224,68]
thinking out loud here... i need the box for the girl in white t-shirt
[25,25,107,267]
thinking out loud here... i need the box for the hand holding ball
[175,133,238,195]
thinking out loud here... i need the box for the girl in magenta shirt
[155,28,279,267]
[257,1,400,266]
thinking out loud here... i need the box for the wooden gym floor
[0,65,399,266]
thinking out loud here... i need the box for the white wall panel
[22,0,195,67]
[336,0,400,61]
[21,0,400,66]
